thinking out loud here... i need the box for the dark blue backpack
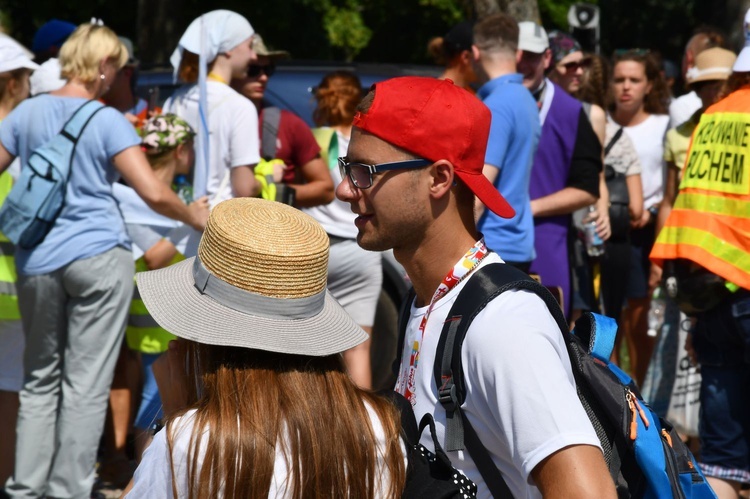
[397,263,716,498]
[0,100,105,249]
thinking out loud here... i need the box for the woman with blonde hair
[0,23,208,498]
[304,71,382,389]
[124,198,407,498]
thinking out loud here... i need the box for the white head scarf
[169,9,254,79]
[30,58,65,96]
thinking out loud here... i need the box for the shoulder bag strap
[59,100,106,181]
[261,106,281,161]
[604,127,624,157]
[434,263,567,498]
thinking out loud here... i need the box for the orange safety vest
[650,86,750,290]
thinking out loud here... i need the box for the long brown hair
[609,50,670,115]
[313,71,363,127]
[576,53,610,109]
[166,342,406,498]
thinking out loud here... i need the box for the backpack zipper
[626,388,649,440]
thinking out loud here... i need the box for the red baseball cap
[352,76,515,219]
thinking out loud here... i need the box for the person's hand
[631,209,650,229]
[595,209,611,241]
[152,339,191,418]
[648,263,663,295]
[188,196,210,231]
[124,112,139,126]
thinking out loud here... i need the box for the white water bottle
[647,287,666,337]
[584,205,605,257]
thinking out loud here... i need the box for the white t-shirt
[613,114,669,209]
[127,403,406,498]
[669,91,702,129]
[303,130,358,238]
[395,253,601,499]
[163,81,260,205]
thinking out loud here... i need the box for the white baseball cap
[518,21,549,54]
[734,8,750,71]
[0,34,39,74]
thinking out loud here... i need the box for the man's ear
[471,45,481,62]
[429,160,455,200]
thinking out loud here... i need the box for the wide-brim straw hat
[136,198,367,356]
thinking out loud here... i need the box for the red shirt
[259,108,321,184]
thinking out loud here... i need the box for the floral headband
[141,114,195,155]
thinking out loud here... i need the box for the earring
[100,74,105,80]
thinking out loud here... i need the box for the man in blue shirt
[472,13,540,271]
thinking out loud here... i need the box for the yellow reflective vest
[0,171,19,320]
[651,87,750,290]
[125,253,183,354]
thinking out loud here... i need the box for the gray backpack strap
[261,107,281,161]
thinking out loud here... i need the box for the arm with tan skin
[0,143,14,174]
[230,164,261,198]
[648,163,678,290]
[474,164,499,222]
[531,188,597,217]
[113,147,209,230]
[143,239,179,270]
[532,444,617,498]
[287,156,334,207]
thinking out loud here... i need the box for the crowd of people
[0,6,746,499]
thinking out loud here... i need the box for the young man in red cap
[336,76,615,498]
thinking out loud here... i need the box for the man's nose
[335,175,359,203]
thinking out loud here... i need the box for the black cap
[443,20,475,55]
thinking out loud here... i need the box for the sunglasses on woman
[560,58,592,72]
[247,64,276,78]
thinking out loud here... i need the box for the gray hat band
[192,256,325,320]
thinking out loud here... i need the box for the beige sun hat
[135,198,366,356]
[686,47,737,86]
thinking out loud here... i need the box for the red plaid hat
[353,76,515,218]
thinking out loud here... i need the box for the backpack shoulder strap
[261,107,281,161]
[435,263,567,498]
[61,100,106,142]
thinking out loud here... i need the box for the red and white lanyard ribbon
[399,239,490,403]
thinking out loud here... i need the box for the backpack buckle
[438,380,457,413]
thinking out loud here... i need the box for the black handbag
[604,128,631,240]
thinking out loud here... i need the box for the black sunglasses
[338,157,432,189]
[247,64,276,78]
[560,58,592,72]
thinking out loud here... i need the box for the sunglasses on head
[247,64,276,78]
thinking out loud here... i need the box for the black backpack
[395,263,716,498]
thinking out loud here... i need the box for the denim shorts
[693,292,750,483]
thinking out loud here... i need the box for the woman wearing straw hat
[123,198,407,498]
